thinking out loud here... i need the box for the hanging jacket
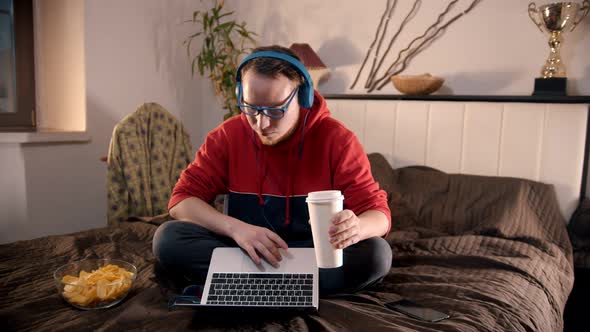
[169,91,390,241]
[107,102,192,226]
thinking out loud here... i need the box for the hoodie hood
[240,90,329,226]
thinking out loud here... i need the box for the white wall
[0,0,95,244]
[0,145,29,240]
[0,0,589,243]
[227,0,590,96]
[84,0,216,149]
[0,0,212,243]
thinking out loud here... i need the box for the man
[153,45,392,295]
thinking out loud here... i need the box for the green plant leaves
[184,0,256,120]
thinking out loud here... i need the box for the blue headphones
[235,51,314,109]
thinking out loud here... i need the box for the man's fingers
[334,236,359,249]
[243,244,261,265]
[329,216,355,236]
[330,226,356,245]
[330,213,346,225]
[261,237,283,262]
[331,227,360,249]
[266,231,289,250]
[254,242,280,267]
[331,210,354,225]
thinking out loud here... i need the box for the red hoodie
[169,91,391,241]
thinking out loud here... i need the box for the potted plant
[185,0,257,120]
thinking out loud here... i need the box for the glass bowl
[53,258,137,310]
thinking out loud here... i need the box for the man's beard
[258,117,300,146]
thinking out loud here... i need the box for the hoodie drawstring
[299,109,311,159]
[285,109,312,226]
[285,155,293,226]
[251,128,265,206]
[257,147,265,206]
[250,108,313,227]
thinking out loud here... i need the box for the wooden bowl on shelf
[391,73,444,95]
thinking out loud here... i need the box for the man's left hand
[328,209,361,249]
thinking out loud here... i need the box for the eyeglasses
[238,86,299,119]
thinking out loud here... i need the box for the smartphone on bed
[385,299,450,322]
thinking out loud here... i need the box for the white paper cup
[306,190,344,268]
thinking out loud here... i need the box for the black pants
[152,221,392,296]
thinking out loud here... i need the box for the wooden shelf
[323,94,590,104]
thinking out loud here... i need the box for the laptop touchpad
[240,249,297,273]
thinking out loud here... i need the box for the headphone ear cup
[298,84,314,109]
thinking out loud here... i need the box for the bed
[1,97,588,331]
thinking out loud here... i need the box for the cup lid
[306,190,344,202]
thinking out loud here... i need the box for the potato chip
[61,264,134,307]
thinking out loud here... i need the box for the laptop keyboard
[206,273,314,306]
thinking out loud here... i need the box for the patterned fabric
[107,102,192,226]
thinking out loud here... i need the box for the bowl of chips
[53,258,137,310]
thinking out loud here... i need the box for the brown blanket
[0,166,573,331]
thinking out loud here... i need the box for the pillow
[367,153,395,197]
[378,163,570,252]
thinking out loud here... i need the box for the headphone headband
[235,51,314,109]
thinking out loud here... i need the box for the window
[0,0,35,131]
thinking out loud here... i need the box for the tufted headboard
[326,95,590,222]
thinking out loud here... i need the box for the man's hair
[240,45,303,84]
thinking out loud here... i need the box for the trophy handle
[528,3,544,33]
[571,0,590,31]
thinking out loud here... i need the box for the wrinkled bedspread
[0,167,574,331]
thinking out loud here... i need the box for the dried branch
[371,0,482,91]
[350,0,393,89]
[364,0,398,88]
[368,0,459,91]
[366,0,421,89]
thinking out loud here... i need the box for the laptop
[169,247,319,312]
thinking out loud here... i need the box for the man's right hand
[229,221,288,267]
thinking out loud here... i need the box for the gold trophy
[528,1,589,95]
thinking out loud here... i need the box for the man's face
[241,70,301,146]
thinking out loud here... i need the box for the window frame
[0,0,35,131]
